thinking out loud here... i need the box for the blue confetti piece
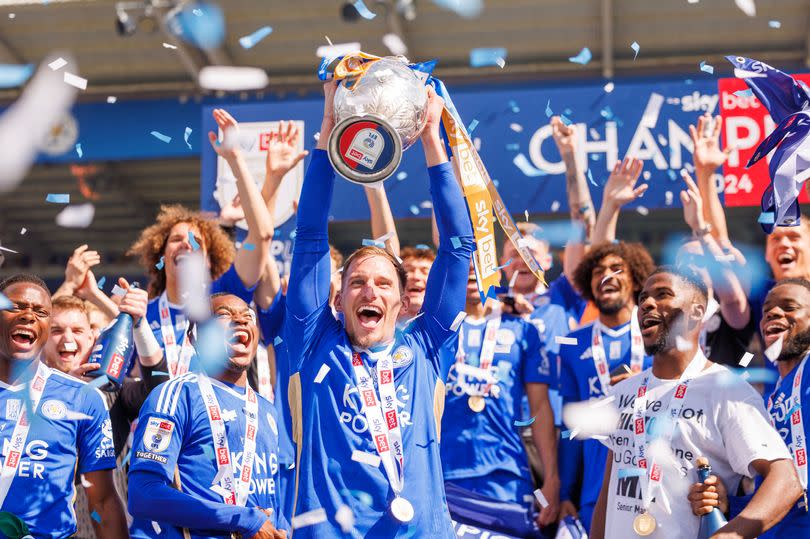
[600,106,614,120]
[508,100,520,113]
[788,403,801,416]
[188,231,200,250]
[505,143,520,151]
[352,0,376,19]
[699,61,714,75]
[350,490,374,507]
[734,89,753,98]
[151,371,170,377]
[202,444,215,459]
[514,416,536,427]
[532,220,586,247]
[757,212,775,225]
[733,367,778,384]
[467,119,479,133]
[0,63,33,88]
[91,510,101,523]
[155,256,165,270]
[769,20,781,29]
[618,467,645,479]
[564,108,573,116]
[241,242,255,251]
[495,258,512,272]
[396,171,408,181]
[184,127,192,149]
[545,100,553,118]
[0,293,11,311]
[667,169,677,181]
[96,276,106,290]
[273,336,283,346]
[46,193,69,204]
[361,238,386,249]
[238,25,273,49]
[560,114,572,126]
[631,41,640,60]
[415,244,430,250]
[469,47,507,68]
[409,205,420,215]
[75,143,82,158]
[561,429,573,439]
[569,47,592,65]
[587,169,597,187]
[450,236,462,249]
[151,130,172,143]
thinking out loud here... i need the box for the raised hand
[421,85,445,141]
[116,277,148,325]
[265,121,308,179]
[317,81,338,150]
[207,108,241,161]
[601,157,647,209]
[550,116,576,157]
[690,113,732,172]
[219,194,245,227]
[680,170,706,234]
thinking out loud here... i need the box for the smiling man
[0,274,127,537]
[590,266,800,539]
[43,296,95,375]
[556,242,655,530]
[128,293,285,539]
[283,82,473,537]
[398,246,436,323]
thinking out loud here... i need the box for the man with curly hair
[554,241,655,530]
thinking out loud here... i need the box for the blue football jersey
[439,314,548,502]
[0,365,115,538]
[760,359,810,538]
[128,373,281,539]
[557,321,652,528]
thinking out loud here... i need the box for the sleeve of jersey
[720,380,792,477]
[548,275,586,323]
[258,292,286,345]
[128,470,269,536]
[558,395,583,503]
[522,322,552,385]
[418,162,474,350]
[77,387,116,473]
[210,263,259,303]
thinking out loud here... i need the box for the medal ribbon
[632,353,706,512]
[255,344,273,402]
[158,292,194,379]
[350,352,405,496]
[591,307,645,395]
[768,355,808,500]
[197,375,259,506]
[0,361,51,509]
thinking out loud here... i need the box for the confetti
[757,212,775,225]
[0,293,12,311]
[560,114,572,125]
[151,131,172,144]
[562,399,619,439]
[469,47,507,68]
[764,334,783,362]
[467,119,479,133]
[636,206,649,216]
[273,336,283,346]
[587,169,597,187]
[151,522,161,534]
[111,284,126,296]
[91,510,101,523]
[0,63,33,88]
[241,242,255,251]
[409,205,419,215]
[665,191,673,206]
[618,467,645,479]
[533,488,549,508]
[508,100,520,113]
[769,20,781,29]
[630,41,640,60]
[514,416,536,427]
[188,231,200,251]
[555,336,577,345]
[524,210,530,222]
[19,228,26,235]
[545,100,553,118]
[292,508,328,529]
[96,276,106,290]
[46,193,69,204]
[396,171,408,181]
[734,0,756,17]
[569,47,592,65]
[184,127,192,149]
[55,203,94,228]
[675,335,693,351]
[48,57,67,71]
[335,504,355,533]
[155,256,165,270]
[0,246,18,254]
[198,66,269,91]
[351,450,381,467]
[604,81,615,93]
[734,89,753,97]
[551,201,560,212]
[600,269,623,286]
[314,364,331,384]
[75,143,82,158]
[738,352,754,367]
[509,123,523,133]
[362,238,385,249]
[699,61,714,75]
[450,311,467,331]
[7,13,13,18]
[316,42,361,58]
[513,153,546,177]
[106,96,117,104]
[353,0,376,19]
[450,236,462,249]
[382,33,408,56]
[505,143,519,151]
[63,72,87,90]
[162,42,177,49]
[239,25,274,49]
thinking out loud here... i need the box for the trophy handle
[327,115,403,185]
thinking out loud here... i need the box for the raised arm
[419,88,474,334]
[550,117,595,280]
[592,157,646,245]
[208,109,273,290]
[690,113,733,247]
[287,82,337,319]
[364,184,400,257]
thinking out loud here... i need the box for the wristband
[133,318,162,359]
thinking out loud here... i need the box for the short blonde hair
[341,246,407,292]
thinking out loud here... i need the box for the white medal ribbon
[591,307,645,395]
[197,374,259,506]
[158,292,193,379]
[768,354,808,500]
[350,351,405,497]
[632,352,706,513]
[455,315,501,397]
[0,361,51,509]
[255,344,273,402]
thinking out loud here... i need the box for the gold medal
[468,395,485,413]
[632,512,656,536]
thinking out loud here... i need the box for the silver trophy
[328,56,428,185]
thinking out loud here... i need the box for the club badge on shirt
[40,400,67,420]
[136,417,175,463]
[392,346,414,368]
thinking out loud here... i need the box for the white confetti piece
[382,33,407,56]
[0,245,19,254]
[8,13,14,18]
[600,269,622,286]
[63,341,77,352]
[555,336,577,345]
[636,206,649,216]
[55,203,95,228]
[665,191,673,206]
[335,504,355,533]
[48,57,67,71]
[769,20,781,28]
[675,336,693,352]
[106,95,117,104]
[562,399,619,439]
[738,352,754,367]
[79,474,92,488]
[351,450,381,467]
[65,410,93,421]
[111,284,127,297]
[63,72,87,90]
[292,508,328,529]
[450,311,467,331]
[734,0,756,17]
[639,93,664,129]
[533,488,549,508]
[162,42,177,49]
[151,522,161,534]
[551,200,561,212]
[603,81,615,93]
[764,335,783,363]
[314,364,331,384]
[19,227,26,235]
[316,42,361,58]
[198,66,269,91]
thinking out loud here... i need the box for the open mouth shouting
[640,314,663,338]
[9,326,39,355]
[356,304,384,330]
[57,341,79,364]
[227,326,253,356]
[776,251,797,273]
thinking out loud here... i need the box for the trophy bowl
[328,56,428,185]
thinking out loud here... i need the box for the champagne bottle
[87,312,135,389]
[697,456,728,538]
